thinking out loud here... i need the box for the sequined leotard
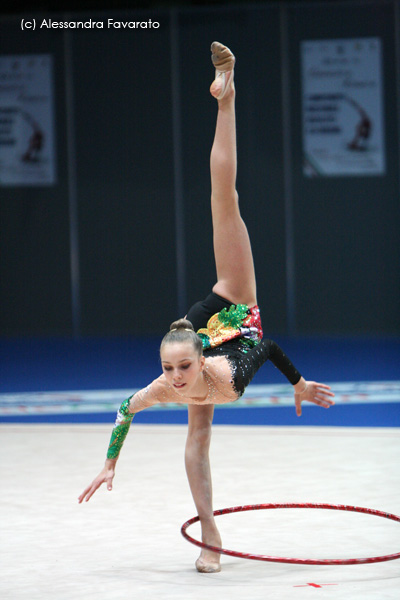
[106,294,302,458]
[125,338,301,412]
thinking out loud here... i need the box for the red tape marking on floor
[294,583,338,588]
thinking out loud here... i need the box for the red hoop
[181,503,400,565]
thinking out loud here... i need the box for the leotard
[106,293,302,459]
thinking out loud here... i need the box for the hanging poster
[0,54,56,186]
[301,38,385,177]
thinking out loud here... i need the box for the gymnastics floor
[1,336,399,599]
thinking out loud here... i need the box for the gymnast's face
[161,342,205,393]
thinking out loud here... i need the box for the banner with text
[0,54,56,186]
[302,38,385,177]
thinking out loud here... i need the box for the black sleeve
[232,339,302,396]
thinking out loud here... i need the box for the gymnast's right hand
[78,459,117,503]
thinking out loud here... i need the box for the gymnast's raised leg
[185,42,256,573]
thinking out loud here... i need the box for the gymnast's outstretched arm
[232,338,335,415]
[78,386,158,503]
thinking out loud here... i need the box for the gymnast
[78,42,335,573]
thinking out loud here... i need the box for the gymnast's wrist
[105,457,118,467]
[293,377,307,394]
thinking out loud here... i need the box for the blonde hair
[160,318,203,356]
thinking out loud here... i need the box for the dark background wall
[0,0,399,337]
[288,1,400,335]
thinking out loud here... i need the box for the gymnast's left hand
[293,378,335,416]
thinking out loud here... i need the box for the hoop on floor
[181,503,400,566]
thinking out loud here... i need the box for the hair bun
[161,317,202,356]
[169,318,194,332]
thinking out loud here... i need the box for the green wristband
[107,397,135,459]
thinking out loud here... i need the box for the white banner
[301,38,385,177]
[0,54,56,186]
